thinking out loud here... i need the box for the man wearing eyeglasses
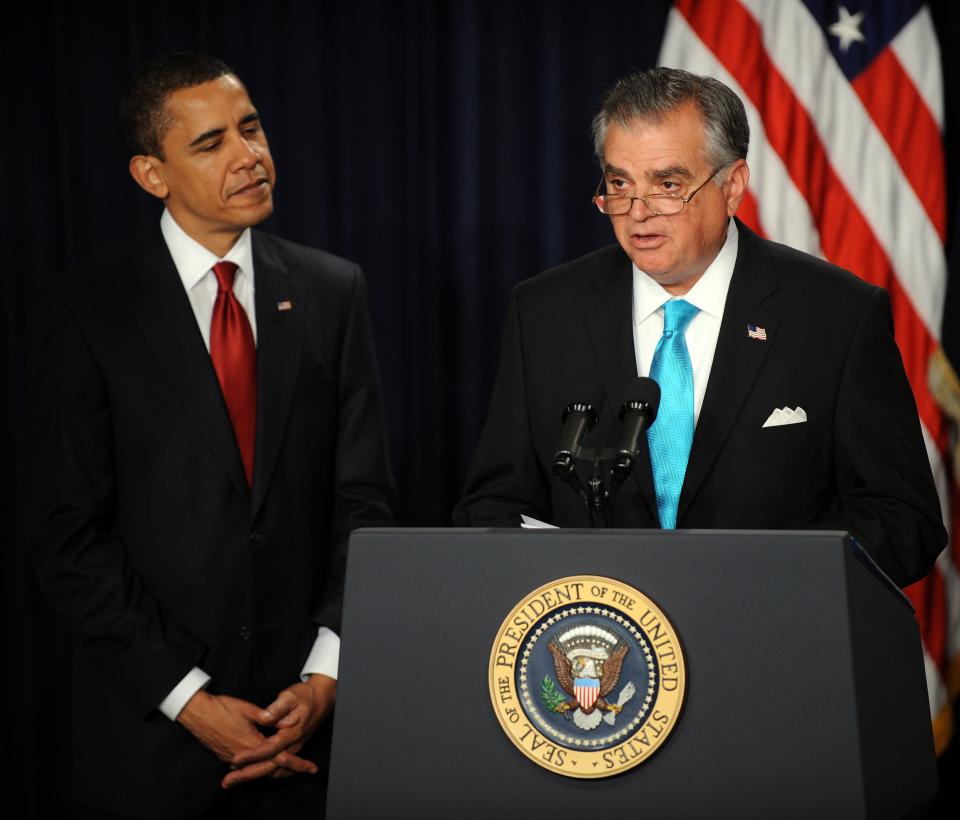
[454,67,944,588]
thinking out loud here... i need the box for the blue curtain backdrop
[4,1,959,814]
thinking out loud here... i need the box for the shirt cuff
[300,627,340,681]
[158,667,211,721]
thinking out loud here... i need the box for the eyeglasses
[592,165,725,216]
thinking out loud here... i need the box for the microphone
[552,401,599,478]
[611,378,661,484]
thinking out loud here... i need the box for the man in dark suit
[453,67,945,588]
[26,53,396,818]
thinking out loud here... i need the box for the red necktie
[210,260,257,486]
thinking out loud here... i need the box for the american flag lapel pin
[747,323,767,340]
[276,299,294,312]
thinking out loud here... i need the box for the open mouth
[630,233,666,248]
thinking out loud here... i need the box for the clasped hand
[177,674,337,788]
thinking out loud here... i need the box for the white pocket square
[762,406,807,428]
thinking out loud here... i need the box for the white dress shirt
[157,210,339,720]
[632,219,739,424]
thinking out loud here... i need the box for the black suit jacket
[454,221,945,587]
[26,226,396,818]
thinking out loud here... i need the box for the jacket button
[239,625,254,640]
[249,530,263,544]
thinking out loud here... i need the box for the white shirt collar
[160,209,255,291]
[633,218,739,320]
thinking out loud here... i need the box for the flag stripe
[890,6,945,128]
[850,49,946,240]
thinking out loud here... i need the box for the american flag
[747,323,768,340]
[660,0,959,753]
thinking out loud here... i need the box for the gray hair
[591,67,749,179]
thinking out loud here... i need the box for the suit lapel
[677,221,780,522]
[250,232,306,518]
[130,228,250,498]
[583,253,658,517]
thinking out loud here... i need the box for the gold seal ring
[489,575,686,778]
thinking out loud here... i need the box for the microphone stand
[552,380,660,528]
[587,456,610,528]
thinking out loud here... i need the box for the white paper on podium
[520,515,558,529]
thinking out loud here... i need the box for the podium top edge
[350,527,852,538]
[346,529,912,608]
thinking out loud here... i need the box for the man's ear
[724,159,750,217]
[129,155,169,200]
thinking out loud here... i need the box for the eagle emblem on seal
[542,625,636,731]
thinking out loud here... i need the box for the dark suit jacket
[26,226,396,818]
[454,220,945,587]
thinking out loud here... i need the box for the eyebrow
[603,164,633,179]
[602,163,693,181]
[647,165,692,180]
[187,112,261,147]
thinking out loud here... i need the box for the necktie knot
[212,260,239,293]
[662,298,699,334]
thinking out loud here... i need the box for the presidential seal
[488,575,685,778]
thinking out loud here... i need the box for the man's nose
[229,135,260,170]
[628,196,652,219]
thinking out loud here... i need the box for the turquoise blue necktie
[648,299,700,529]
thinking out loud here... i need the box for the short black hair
[120,51,237,158]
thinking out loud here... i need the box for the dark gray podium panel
[326,529,935,819]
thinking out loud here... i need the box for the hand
[177,690,269,764]
[221,674,336,788]
[177,690,317,785]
